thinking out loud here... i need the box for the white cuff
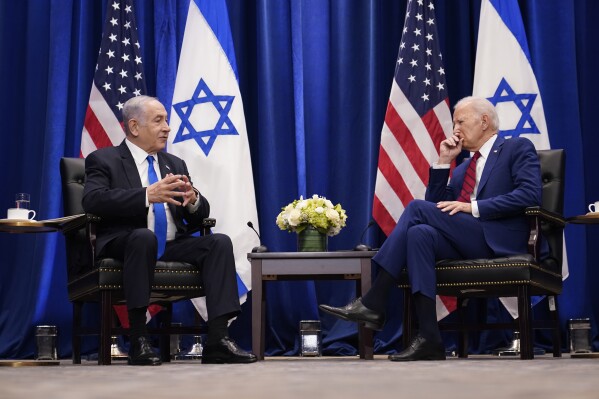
[471,200,480,218]
[186,188,201,212]
[432,163,451,169]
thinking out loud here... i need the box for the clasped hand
[147,174,197,207]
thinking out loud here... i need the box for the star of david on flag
[473,0,550,151]
[488,78,539,138]
[172,78,238,156]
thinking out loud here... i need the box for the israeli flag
[473,0,550,149]
[473,0,568,318]
[167,0,259,320]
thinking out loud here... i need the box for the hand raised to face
[438,134,463,164]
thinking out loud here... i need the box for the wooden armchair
[399,149,566,359]
[60,157,209,365]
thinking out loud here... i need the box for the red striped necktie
[457,151,481,203]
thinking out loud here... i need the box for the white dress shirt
[432,134,498,218]
[125,139,199,241]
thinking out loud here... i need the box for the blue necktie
[147,155,167,258]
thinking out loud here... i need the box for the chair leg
[99,291,113,365]
[457,297,468,358]
[72,302,82,364]
[402,289,414,348]
[517,285,533,360]
[548,295,562,357]
[159,303,172,363]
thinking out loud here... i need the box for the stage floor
[1,355,598,399]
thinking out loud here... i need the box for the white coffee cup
[588,201,599,213]
[7,208,36,220]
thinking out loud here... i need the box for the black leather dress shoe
[318,298,386,331]
[202,337,258,364]
[128,336,162,366]
[389,335,446,361]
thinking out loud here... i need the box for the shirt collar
[125,138,156,166]
[473,134,498,160]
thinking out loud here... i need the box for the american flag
[80,0,161,326]
[80,0,146,157]
[372,0,455,317]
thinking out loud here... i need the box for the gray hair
[454,96,500,131]
[122,95,160,135]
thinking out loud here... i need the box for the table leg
[358,257,373,360]
[251,258,265,360]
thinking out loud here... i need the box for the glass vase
[297,226,328,252]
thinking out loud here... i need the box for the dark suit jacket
[82,140,210,256]
[425,136,543,256]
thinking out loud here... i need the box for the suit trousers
[372,199,494,299]
[100,229,241,320]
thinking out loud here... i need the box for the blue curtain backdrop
[0,0,597,358]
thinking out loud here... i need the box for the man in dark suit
[320,96,544,361]
[82,95,256,365]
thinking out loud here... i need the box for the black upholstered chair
[60,157,208,365]
[399,149,566,359]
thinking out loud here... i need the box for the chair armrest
[57,214,87,235]
[83,215,217,258]
[201,218,216,236]
[185,218,217,236]
[86,213,102,224]
[83,213,102,262]
[524,206,566,228]
[525,206,565,261]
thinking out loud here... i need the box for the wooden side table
[247,251,377,360]
[567,212,599,358]
[0,214,85,366]
[0,214,85,234]
[567,213,599,225]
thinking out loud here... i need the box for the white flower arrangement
[276,194,348,236]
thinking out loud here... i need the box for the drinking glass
[15,193,30,209]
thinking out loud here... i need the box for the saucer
[0,218,37,222]
[584,212,599,218]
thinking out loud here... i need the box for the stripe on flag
[372,0,455,320]
[473,0,568,318]
[167,0,259,320]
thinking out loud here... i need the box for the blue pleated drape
[0,0,597,359]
